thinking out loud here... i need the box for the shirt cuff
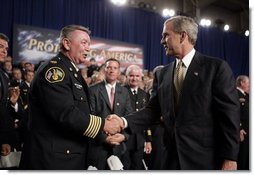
[121,117,128,129]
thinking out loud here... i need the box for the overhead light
[162,9,175,18]
[110,0,127,6]
[200,18,211,27]
[245,30,249,36]
[224,24,230,31]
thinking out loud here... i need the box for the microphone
[107,155,124,170]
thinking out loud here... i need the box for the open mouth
[83,52,89,58]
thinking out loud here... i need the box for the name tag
[74,83,83,89]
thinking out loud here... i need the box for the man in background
[236,75,249,170]
[124,64,152,170]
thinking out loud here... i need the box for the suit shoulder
[89,81,104,91]
[198,53,227,65]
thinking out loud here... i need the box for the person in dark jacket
[236,75,249,170]
[88,58,133,170]
[0,33,13,158]
[19,25,125,170]
[111,16,240,170]
[124,65,151,170]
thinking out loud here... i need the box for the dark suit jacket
[237,89,249,132]
[125,51,240,170]
[125,85,150,150]
[19,53,106,170]
[88,81,133,169]
[0,67,14,145]
[237,89,249,170]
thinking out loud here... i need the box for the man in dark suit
[236,75,249,170]
[112,16,240,170]
[0,33,14,158]
[19,25,124,170]
[124,65,151,170]
[88,58,133,170]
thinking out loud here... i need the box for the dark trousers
[237,136,249,170]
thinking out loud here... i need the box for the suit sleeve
[125,70,162,134]
[212,61,240,161]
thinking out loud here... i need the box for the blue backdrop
[0,0,249,77]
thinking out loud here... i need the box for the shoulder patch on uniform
[45,67,65,83]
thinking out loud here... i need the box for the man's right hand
[103,114,124,135]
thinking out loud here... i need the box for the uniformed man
[236,75,249,170]
[19,25,124,170]
[0,33,12,158]
[124,65,152,170]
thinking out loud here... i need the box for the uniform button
[116,103,120,106]
[66,150,70,154]
[81,97,83,100]
[136,102,139,104]
[136,109,139,111]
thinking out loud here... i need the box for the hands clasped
[103,114,125,145]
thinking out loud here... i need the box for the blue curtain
[0,0,249,76]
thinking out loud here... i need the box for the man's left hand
[222,160,237,170]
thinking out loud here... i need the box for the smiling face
[160,22,182,58]
[63,30,90,65]
[127,69,142,88]
[0,38,8,63]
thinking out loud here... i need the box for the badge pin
[74,83,82,89]
[74,73,78,78]
[194,72,199,76]
[69,68,73,71]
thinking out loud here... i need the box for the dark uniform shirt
[19,52,106,170]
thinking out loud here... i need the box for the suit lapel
[99,82,112,110]
[180,52,202,105]
[113,84,122,113]
[163,63,175,115]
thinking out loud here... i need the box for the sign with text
[13,24,144,71]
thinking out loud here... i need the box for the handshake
[103,114,125,146]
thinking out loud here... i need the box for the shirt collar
[130,87,138,94]
[237,87,246,95]
[176,48,195,68]
[105,80,116,89]
[70,62,79,72]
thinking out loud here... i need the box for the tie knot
[111,87,114,93]
[133,90,137,95]
[177,60,184,68]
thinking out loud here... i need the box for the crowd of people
[0,15,249,170]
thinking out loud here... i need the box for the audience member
[88,58,133,169]
[236,75,249,170]
[124,65,151,170]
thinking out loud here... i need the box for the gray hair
[59,25,91,51]
[236,75,249,87]
[0,33,9,42]
[164,16,198,45]
[126,65,143,76]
